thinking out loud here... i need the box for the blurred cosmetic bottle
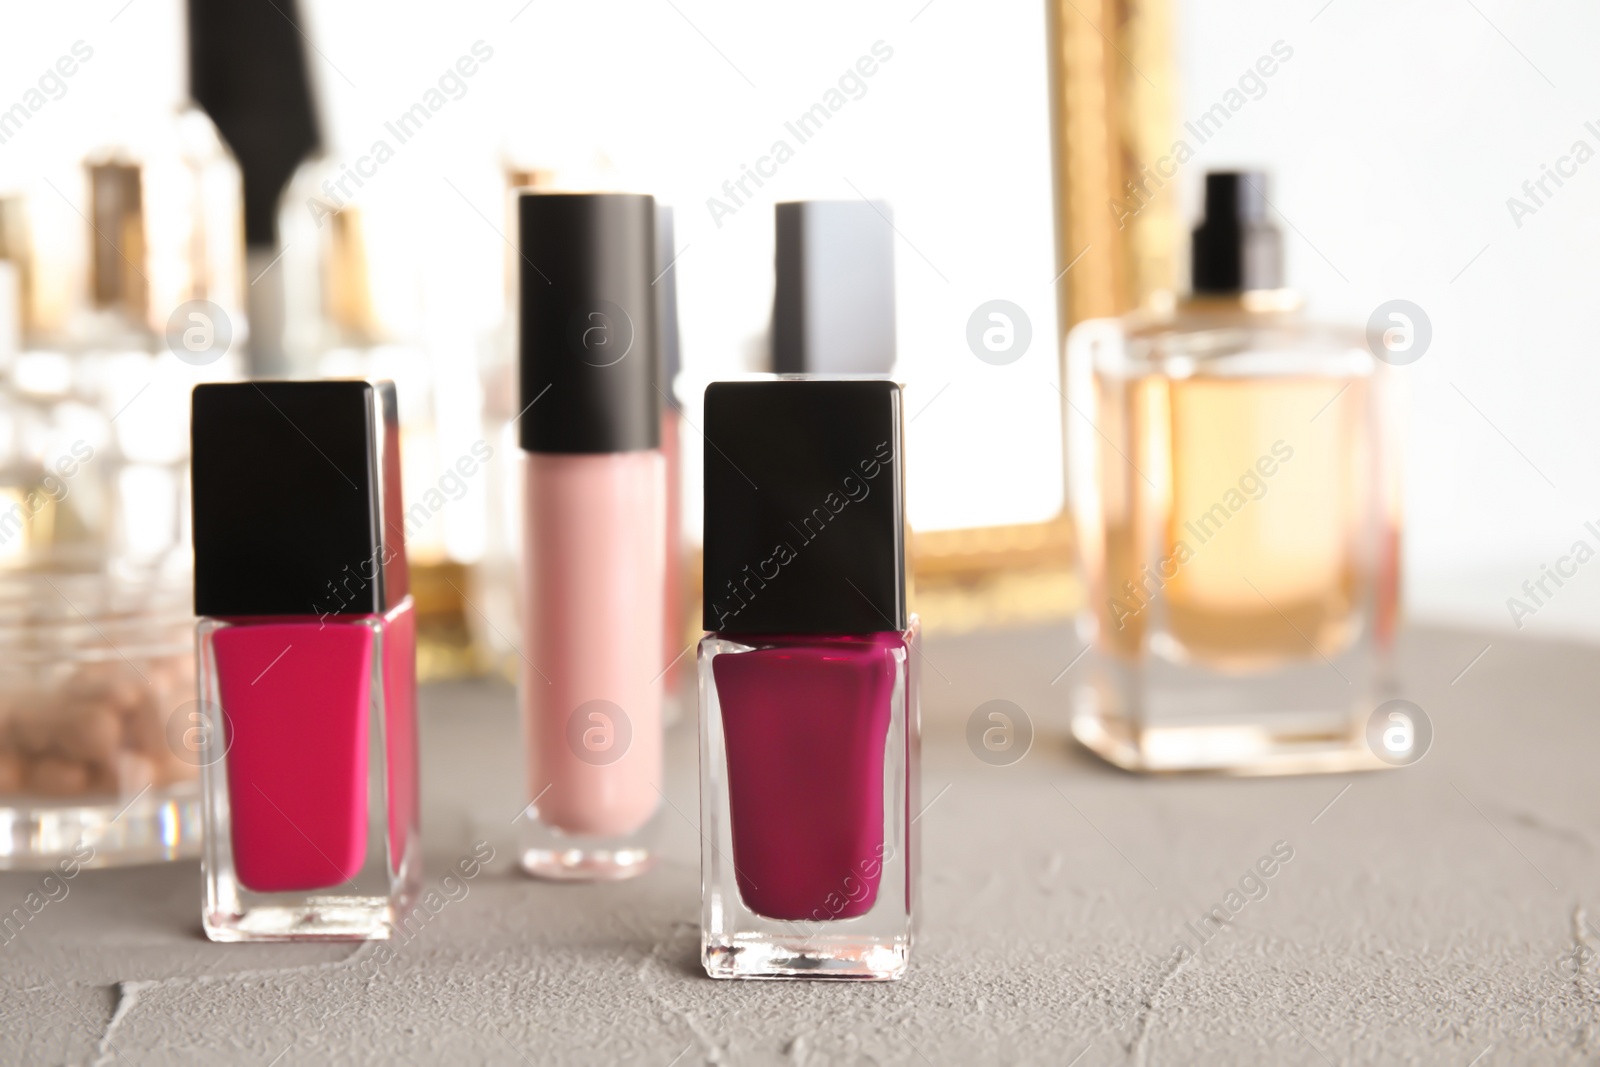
[1,102,246,578]
[191,379,421,940]
[516,192,665,881]
[698,378,918,980]
[656,206,689,722]
[1065,171,1401,776]
[771,199,896,377]
[0,3,246,868]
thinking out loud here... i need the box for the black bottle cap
[657,205,681,392]
[1191,171,1283,294]
[518,192,659,453]
[702,379,905,634]
[772,200,897,375]
[191,379,407,618]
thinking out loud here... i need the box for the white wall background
[1177,0,1600,642]
[6,0,1598,642]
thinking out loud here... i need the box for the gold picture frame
[909,0,1177,636]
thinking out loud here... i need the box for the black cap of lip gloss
[1191,171,1283,293]
[191,379,407,618]
[702,378,905,635]
[518,192,660,454]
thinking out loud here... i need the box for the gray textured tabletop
[3,622,1598,1066]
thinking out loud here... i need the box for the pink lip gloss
[517,192,665,881]
[191,379,421,941]
[698,378,920,980]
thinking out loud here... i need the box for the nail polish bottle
[516,193,665,880]
[191,380,421,941]
[1065,171,1402,775]
[698,378,919,980]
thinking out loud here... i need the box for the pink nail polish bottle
[516,193,666,881]
[698,379,920,980]
[191,380,421,941]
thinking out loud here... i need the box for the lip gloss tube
[698,379,919,980]
[517,192,665,881]
[191,379,421,941]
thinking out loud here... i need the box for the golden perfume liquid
[1067,295,1399,774]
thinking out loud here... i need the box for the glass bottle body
[197,596,420,940]
[1066,300,1400,774]
[518,450,665,880]
[698,620,919,980]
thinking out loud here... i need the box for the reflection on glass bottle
[88,162,148,320]
[1066,171,1401,775]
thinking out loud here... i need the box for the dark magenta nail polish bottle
[191,380,421,941]
[698,378,919,980]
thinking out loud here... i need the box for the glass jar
[0,572,200,867]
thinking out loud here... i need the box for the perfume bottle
[191,380,421,940]
[698,379,919,980]
[516,193,665,880]
[1065,171,1400,775]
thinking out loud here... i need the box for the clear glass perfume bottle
[698,379,919,980]
[1065,172,1400,775]
[191,381,421,940]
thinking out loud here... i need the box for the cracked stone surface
[1,623,1598,1065]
